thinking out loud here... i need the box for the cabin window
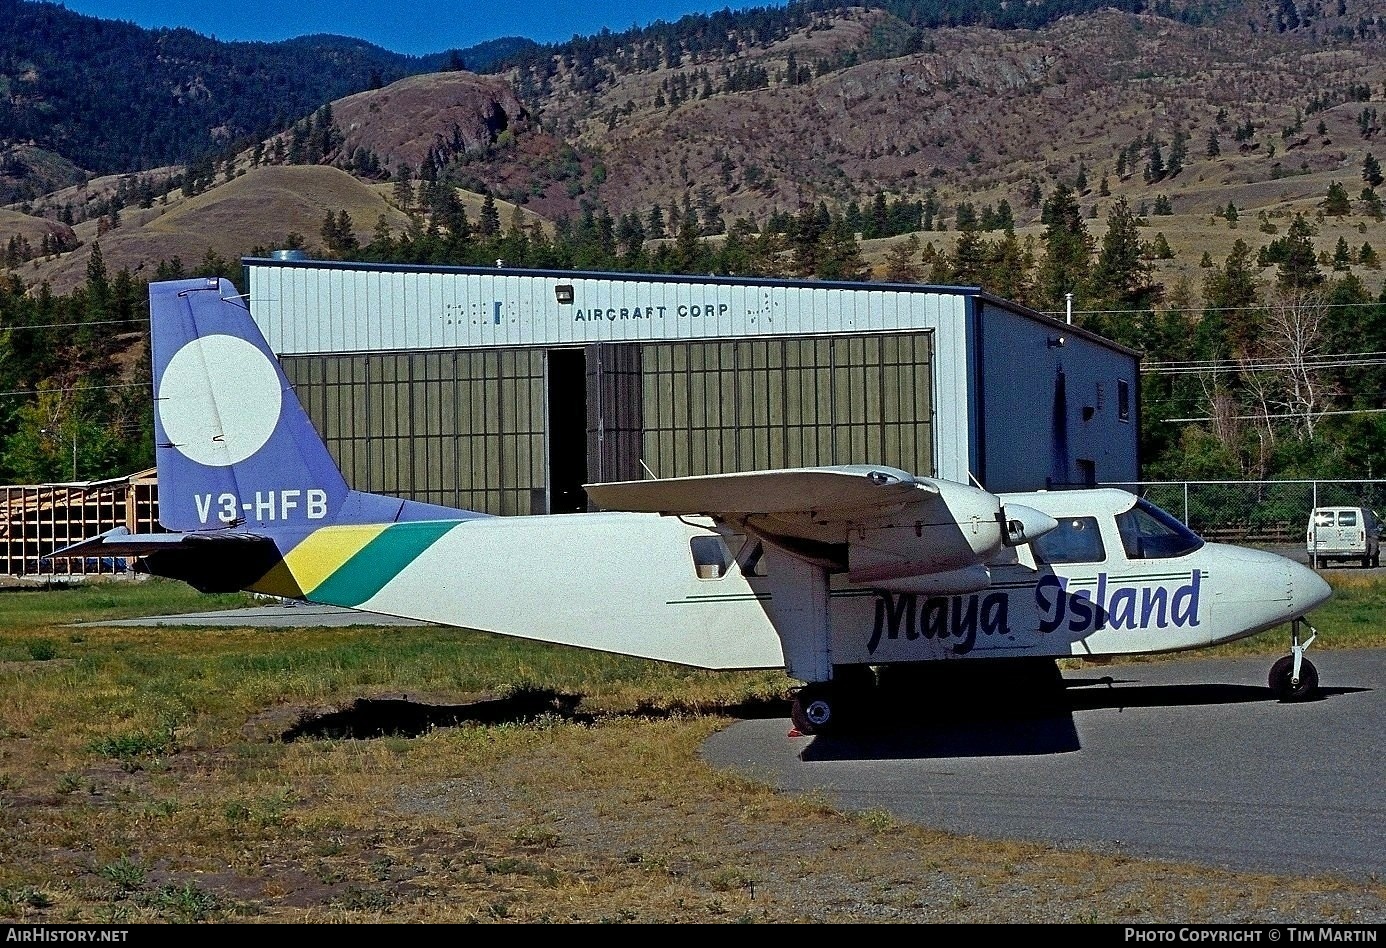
[1338,511,1358,527]
[690,535,731,579]
[1116,499,1205,559]
[1031,516,1105,564]
[1314,510,1335,527]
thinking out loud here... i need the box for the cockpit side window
[1031,516,1106,564]
[1116,499,1205,559]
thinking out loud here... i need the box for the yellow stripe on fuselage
[248,524,392,599]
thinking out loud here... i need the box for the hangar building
[243,257,1140,517]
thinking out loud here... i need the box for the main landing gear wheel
[790,686,838,735]
[1269,617,1320,702]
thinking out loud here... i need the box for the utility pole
[41,426,77,481]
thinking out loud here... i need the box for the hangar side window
[1032,517,1105,564]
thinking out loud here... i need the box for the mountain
[0,0,1384,484]
[0,0,539,178]
[4,1,1384,300]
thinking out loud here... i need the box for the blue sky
[52,0,778,55]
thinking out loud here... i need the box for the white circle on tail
[158,334,282,467]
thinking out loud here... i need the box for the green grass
[0,576,1381,922]
[0,579,255,634]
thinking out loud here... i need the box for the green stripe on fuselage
[307,520,461,608]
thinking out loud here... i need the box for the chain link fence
[1100,480,1386,546]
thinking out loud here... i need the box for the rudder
[150,278,470,533]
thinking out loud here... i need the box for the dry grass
[0,578,1383,923]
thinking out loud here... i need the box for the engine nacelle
[846,479,1006,582]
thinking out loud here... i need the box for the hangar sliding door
[633,332,934,481]
[283,349,546,516]
[283,331,934,517]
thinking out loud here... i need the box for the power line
[1042,299,1386,318]
[1163,407,1386,423]
[0,317,146,331]
[1143,350,1386,374]
[0,382,149,400]
[1148,358,1386,375]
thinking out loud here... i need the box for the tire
[1268,655,1319,702]
[790,686,837,735]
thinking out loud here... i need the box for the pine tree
[479,194,501,239]
[1323,181,1351,216]
[1144,142,1166,183]
[882,235,922,283]
[1365,154,1384,189]
[1203,239,1260,353]
[647,204,667,240]
[1036,183,1093,311]
[1277,214,1325,290]
[951,221,987,287]
[1332,236,1354,270]
[1090,197,1159,308]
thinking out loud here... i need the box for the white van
[1306,506,1381,568]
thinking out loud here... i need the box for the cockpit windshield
[1115,498,1205,559]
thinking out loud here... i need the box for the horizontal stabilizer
[52,527,284,594]
[51,527,270,558]
[585,465,933,518]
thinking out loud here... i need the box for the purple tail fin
[151,278,473,532]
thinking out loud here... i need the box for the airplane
[56,277,1334,735]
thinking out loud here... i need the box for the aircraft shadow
[280,689,792,741]
[798,681,1370,762]
[281,688,591,740]
[277,679,1366,745]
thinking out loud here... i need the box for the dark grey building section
[974,297,1140,494]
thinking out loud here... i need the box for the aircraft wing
[587,465,1055,585]
[585,464,931,519]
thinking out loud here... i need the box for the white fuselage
[313,489,1330,674]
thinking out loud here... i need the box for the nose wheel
[1269,618,1319,702]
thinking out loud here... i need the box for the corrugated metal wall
[248,263,967,352]
[248,261,975,485]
